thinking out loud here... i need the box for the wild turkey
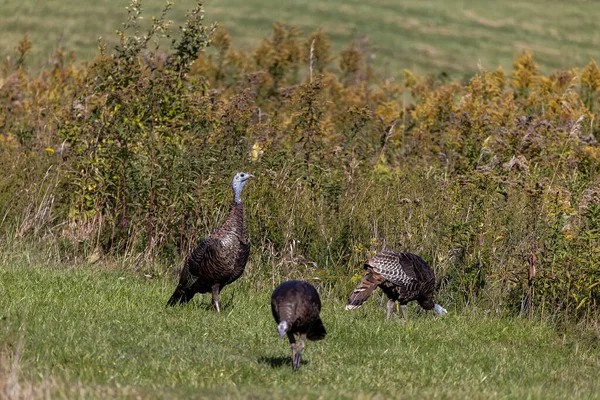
[271,280,326,370]
[166,172,254,311]
[346,250,447,320]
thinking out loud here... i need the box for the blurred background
[2,0,599,77]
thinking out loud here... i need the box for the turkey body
[346,250,447,320]
[166,173,252,311]
[271,280,326,369]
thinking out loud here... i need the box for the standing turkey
[346,250,447,320]
[166,172,254,311]
[271,280,326,370]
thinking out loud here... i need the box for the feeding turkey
[346,250,448,320]
[271,280,326,370]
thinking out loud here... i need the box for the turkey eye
[241,174,245,177]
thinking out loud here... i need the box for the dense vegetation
[2,0,600,322]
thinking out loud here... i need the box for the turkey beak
[277,321,288,339]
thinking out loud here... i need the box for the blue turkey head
[232,172,254,202]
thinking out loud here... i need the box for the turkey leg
[386,300,395,319]
[293,333,306,370]
[211,284,221,312]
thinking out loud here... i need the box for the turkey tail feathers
[166,288,187,307]
[166,292,182,307]
[346,271,385,310]
[307,317,326,341]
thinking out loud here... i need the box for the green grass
[1,258,599,399]
[1,0,599,77]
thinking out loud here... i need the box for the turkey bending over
[346,250,447,320]
[166,172,254,311]
[271,280,326,370]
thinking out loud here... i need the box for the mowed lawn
[1,262,599,399]
[1,0,599,77]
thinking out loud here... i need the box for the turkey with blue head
[346,250,448,320]
[166,172,254,312]
[271,280,326,370]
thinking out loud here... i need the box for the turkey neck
[216,200,248,243]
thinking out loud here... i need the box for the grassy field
[1,256,599,399]
[1,0,599,77]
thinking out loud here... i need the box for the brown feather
[346,268,385,309]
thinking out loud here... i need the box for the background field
[1,257,599,399]
[1,0,600,77]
